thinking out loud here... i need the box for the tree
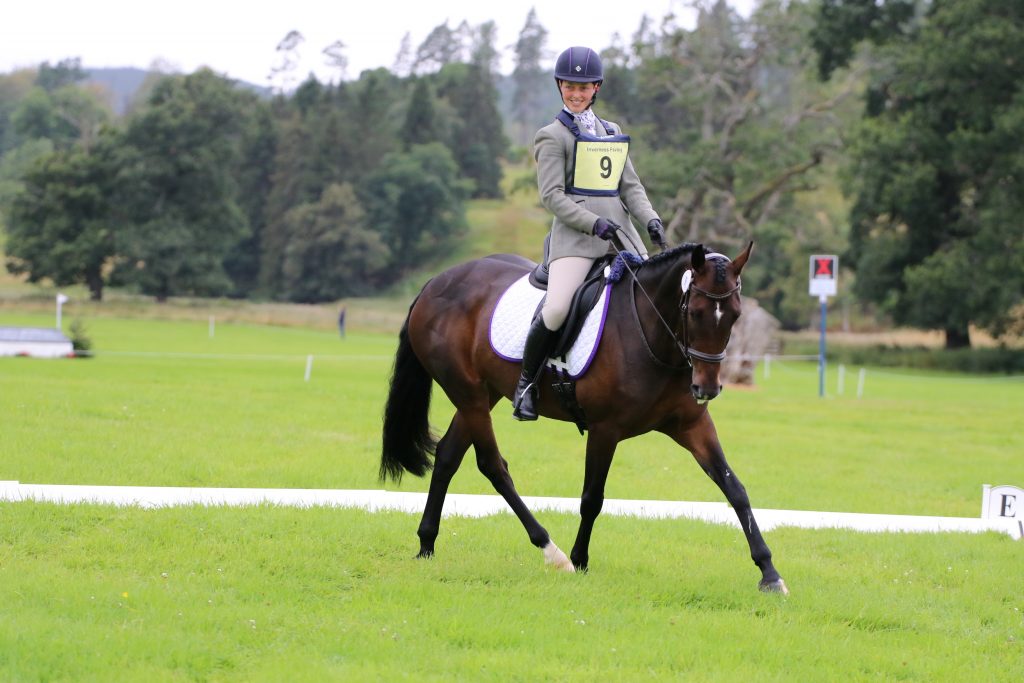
[109,69,251,301]
[470,21,500,76]
[5,142,115,300]
[321,40,348,83]
[35,58,87,92]
[824,0,1024,346]
[346,69,402,173]
[435,64,507,198]
[268,30,305,93]
[810,0,917,81]
[393,32,414,77]
[510,8,552,146]
[0,70,36,154]
[413,22,461,75]
[401,78,439,150]
[225,100,277,297]
[626,0,856,328]
[279,183,390,301]
[260,110,322,295]
[8,60,112,153]
[360,143,469,274]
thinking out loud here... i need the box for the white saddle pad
[489,273,611,379]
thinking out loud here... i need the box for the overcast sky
[2,0,754,86]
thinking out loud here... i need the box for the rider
[512,45,667,421]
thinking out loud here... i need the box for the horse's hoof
[416,549,434,559]
[759,578,789,595]
[542,542,575,572]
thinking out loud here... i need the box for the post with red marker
[809,255,838,398]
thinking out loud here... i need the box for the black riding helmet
[554,46,603,83]
[554,46,603,108]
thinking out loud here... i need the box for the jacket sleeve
[612,122,660,227]
[534,126,600,234]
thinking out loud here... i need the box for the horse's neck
[624,258,690,366]
[638,258,689,308]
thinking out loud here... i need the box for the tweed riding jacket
[534,112,660,262]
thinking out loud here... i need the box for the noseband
[628,255,741,370]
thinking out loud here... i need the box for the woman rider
[512,45,667,421]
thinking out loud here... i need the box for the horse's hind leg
[416,411,476,558]
[667,414,788,594]
[465,403,574,571]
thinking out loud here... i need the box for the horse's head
[681,242,752,404]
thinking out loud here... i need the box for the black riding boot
[512,315,558,421]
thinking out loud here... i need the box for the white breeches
[540,256,595,331]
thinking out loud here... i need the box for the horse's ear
[692,244,706,270]
[732,241,753,276]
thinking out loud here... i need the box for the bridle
[614,242,741,370]
[676,268,742,364]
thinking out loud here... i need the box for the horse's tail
[380,300,436,483]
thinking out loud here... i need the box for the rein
[610,238,739,370]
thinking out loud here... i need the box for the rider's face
[559,80,599,114]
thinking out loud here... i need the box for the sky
[1,0,753,86]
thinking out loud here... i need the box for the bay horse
[379,242,787,594]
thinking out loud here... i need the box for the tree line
[1,25,509,304]
[1,1,1021,347]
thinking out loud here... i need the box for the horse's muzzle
[690,382,722,405]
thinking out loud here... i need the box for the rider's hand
[593,217,620,241]
[647,218,668,249]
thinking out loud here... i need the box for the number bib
[572,139,630,195]
[556,110,631,197]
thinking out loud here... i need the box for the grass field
[1,311,1022,680]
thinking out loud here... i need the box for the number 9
[600,155,612,179]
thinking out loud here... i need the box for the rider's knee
[541,302,569,330]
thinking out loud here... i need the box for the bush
[69,318,92,354]
[784,340,1024,374]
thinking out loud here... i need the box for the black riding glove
[593,217,620,241]
[647,218,668,249]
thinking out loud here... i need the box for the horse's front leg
[569,426,619,571]
[666,412,788,594]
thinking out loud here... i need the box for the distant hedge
[783,343,1024,374]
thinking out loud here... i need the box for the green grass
[1,312,1023,681]
[2,312,1022,515]
[1,505,1020,681]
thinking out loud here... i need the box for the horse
[379,241,788,594]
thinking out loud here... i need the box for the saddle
[490,240,637,435]
[528,234,613,358]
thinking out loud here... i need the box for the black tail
[380,309,436,483]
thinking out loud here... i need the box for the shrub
[69,318,92,354]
